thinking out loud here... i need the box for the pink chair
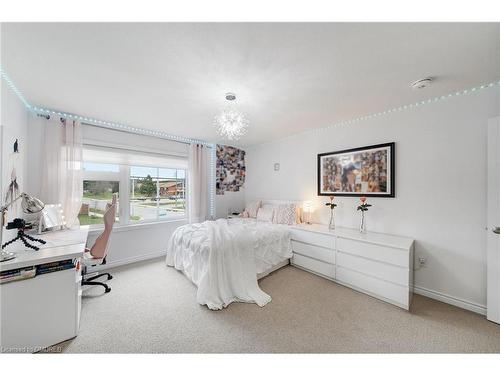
[81,194,117,293]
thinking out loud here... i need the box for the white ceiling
[1,23,499,147]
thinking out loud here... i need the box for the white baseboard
[95,250,166,271]
[413,285,486,316]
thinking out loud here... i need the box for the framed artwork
[317,142,395,197]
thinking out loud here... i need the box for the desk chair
[81,195,116,293]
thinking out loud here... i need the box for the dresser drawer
[291,240,335,264]
[336,267,409,309]
[337,252,408,286]
[292,253,335,279]
[290,229,334,249]
[337,237,409,267]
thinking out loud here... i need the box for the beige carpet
[56,258,500,353]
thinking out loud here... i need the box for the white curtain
[40,117,83,228]
[188,143,208,223]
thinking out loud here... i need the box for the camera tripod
[1,228,46,251]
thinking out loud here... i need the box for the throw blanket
[166,219,291,310]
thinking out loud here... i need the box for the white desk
[0,226,89,353]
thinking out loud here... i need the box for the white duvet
[166,218,291,310]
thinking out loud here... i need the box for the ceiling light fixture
[214,92,249,141]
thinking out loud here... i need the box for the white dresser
[290,224,414,310]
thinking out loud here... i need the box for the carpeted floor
[55,257,500,353]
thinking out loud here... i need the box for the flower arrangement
[356,196,371,212]
[325,195,337,210]
[325,195,337,230]
[357,196,371,233]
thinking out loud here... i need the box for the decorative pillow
[241,211,250,218]
[256,207,274,222]
[245,201,261,218]
[274,203,297,225]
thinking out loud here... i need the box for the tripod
[1,228,47,251]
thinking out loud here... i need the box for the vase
[328,209,335,231]
[359,210,367,233]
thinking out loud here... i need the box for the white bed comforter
[166,218,291,310]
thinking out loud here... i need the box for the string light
[209,147,216,218]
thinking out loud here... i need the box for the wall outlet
[418,257,426,267]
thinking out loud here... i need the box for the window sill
[87,218,188,235]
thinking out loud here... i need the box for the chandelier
[213,93,249,141]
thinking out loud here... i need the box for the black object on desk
[1,218,47,251]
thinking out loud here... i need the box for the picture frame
[317,142,395,197]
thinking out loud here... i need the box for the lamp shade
[303,201,312,213]
[20,193,45,214]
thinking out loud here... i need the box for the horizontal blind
[83,145,188,169]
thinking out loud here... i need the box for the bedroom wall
[215,189,246,219]
[0,78,29,245]
[245,87,500,313]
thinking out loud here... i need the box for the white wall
[1,78,28,245]
[87,219,187,270]
[215,189,246,219]
[246,88,500,310]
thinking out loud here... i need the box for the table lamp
[1,193,45,262]
[303,201,313,225]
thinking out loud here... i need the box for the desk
[0,226,89,353]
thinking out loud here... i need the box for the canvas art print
[317,142,395,197]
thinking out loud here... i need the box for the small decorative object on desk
[325,195,337,230]
[357,196,372,233]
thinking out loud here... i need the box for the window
[80,162,120,226]
[80,147,188,228]
[130,166,186,222]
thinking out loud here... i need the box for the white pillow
[245,201,261,218]
[256,207,274,222]
[274,203,297,225]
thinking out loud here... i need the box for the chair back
[89,194,117,259]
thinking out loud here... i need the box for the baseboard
[95,250,166,271]
[413,285,486,316]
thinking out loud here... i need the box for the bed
[166,203,297,310]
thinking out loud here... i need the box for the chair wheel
[105,287,111,293]
[107,275,113,280]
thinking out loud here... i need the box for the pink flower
[360,196,366,203]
